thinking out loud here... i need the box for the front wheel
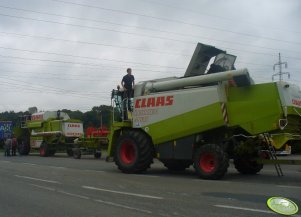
[114,130,154,173]
[194,144,229,180]
[40,142,49,157]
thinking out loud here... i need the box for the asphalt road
[0,153,300,217]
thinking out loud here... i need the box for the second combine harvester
[108,43,301,179]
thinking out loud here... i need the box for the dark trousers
[12,146,17,156]
[4,147,10,156]
[124,89,133,111]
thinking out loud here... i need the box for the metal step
[263,133,284,177]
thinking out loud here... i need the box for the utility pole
[100,111,103,130]
[96,108,103,129]
[272,53,290,81]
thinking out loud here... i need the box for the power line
[49,0,301,46]
[0,79,110,101]
[0,60,184,75]
[0,31,187,70]
[1,4,300,55]
[143,0,301,35]
[0,46,190,70]
[0,13,199,45]
[0,53,186,70]
[0,76,109,97]
[1,9,301,62]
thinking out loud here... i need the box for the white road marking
[48,166,67,170]
[83,169,105,173]
[22,163,37,166]
[0,160,11,163]
[29,184,55,191]
[82,185,163,200]
[277,185,301,189]
[132,174,159,178]
[264,169,297,174]
[95,199,152,214]
[194,179,231,184]
[57,190,90,200]
[214,205,274,214]
[29,183,90,200]
[15,175,61,184]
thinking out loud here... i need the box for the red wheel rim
[199,153,216,173]
[120,141,136,164]
[40,148,45,156]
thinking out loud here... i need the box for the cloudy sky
[0,0,300,112]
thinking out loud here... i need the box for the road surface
[0,154,300,217]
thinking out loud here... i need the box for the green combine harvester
[107,43,301,179]
[15,109,108,158]
[15,110,84,156]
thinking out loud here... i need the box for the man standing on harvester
[121,68,135,111]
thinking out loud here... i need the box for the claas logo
[67,123,81,128]
[135,96,174,108]
[31,114,43,120]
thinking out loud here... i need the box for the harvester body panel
[133,86,225,144]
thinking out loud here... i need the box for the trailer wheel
[40,142,49,157]
[94,151,102,159]
[49,149,56,156]
[18,140,30,155]
[114,130,154,173]
[73,148,81,159]
[161,159,192,171]
[194,144,229,180]
[66,148,73,157]
[234,158,263,174]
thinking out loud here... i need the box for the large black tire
[194,144,229,180]
[39,142,50,157]
[234,158,263,174]
[114,130,154,173]
[73,148,81,159]
[66,148,73,157]
[18,141,30,155]
[161,159,192,171]
[94,151,102,159]
[49,149,56,156]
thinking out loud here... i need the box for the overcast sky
[0,0,300,112]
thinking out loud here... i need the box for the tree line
[0,105,112,130]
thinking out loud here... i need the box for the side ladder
[263,133,283,177]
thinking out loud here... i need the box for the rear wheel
[49,149,56,156]
[114,130,154,173]
[234,158,263,174]
[161,159,192,171]
[40,142,49,157]
[94,151,102,159]
[18,140,30,155]
[73,148,81,159]
[66,148,73,157]
[194,144,229,180]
